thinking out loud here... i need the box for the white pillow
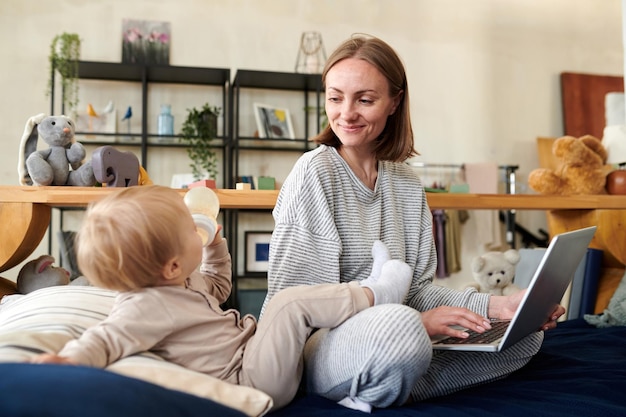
[0,286,115,337]
[0,286,272,417]
[109,354,272,416]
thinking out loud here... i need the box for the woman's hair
[76,185,189,291]
[314,34,417,162]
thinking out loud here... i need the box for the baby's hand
[209,225,224,246]
[30,353,75,365]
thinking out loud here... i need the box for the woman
[262,34,564,412]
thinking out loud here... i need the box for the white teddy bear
[467,249,522,296]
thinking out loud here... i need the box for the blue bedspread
[270,319,626,416]
[0,319,624,417]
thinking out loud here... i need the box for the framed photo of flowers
[245,231,272,274]
[122,19,170,65]
[253,103,295,139]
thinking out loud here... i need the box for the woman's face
[324,58,400,150]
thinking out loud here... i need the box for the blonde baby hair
[76,185,189,291]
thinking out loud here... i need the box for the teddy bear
[467,249,522,296]
[17,113,96,186]
[528,135,612,195]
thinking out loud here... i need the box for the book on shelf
[236,176,276,190]
[237,176,255,189]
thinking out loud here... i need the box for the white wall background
[0,0,623,287]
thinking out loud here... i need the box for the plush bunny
[16,255,70,294]
[18,113,96,186]
[16,254,90,294]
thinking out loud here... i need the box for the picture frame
[245,231,272,274]
[253,103,295,139]
[122,19,171,65]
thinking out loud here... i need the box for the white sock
[367,240,391,280]
[361,259,412,305]
[338,396,372,413]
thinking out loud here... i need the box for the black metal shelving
[228,69,323,311]
[50,63,326,313]
[50,61,231,175]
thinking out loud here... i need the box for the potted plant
[47,33,81,116]
[180,103,221,184]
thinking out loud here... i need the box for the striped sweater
[263,144,490,316]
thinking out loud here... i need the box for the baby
[31,185,412,410]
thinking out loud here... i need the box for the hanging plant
[180,103,221,181]
[47,33,81,115]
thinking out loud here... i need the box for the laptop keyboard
[435,320,510,345]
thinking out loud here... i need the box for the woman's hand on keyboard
[422,306,492,339]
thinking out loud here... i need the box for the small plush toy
[18,113,96,186]
[528,135,612,195]
[467,249,522,296]
[16,255,71,294]
[16,254,90,294]
[92,145,140,187]
[584,270,626,328]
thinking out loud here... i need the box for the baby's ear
[161,257,183,282]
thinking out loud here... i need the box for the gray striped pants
[303,303,544,407]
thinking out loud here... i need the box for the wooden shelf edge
[2,187,626,211]
[0,186,278,210]
[425,193,626,210]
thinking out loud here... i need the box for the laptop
[431,226,597,352]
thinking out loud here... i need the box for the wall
[0,0,623,287]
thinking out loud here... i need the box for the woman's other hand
[489,289,565,331]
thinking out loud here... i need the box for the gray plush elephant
[18,113,96,186]
[92,145,140,187]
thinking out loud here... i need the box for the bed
[0,285,624,417]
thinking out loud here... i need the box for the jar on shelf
[157,104,174,136]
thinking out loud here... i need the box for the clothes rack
[408,162,519,248]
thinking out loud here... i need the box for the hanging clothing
[432,209,448,278]
[445,209,469,274]
[463,163,503,251]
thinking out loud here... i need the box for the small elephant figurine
[92,145,140,187]
[18,113,96,187]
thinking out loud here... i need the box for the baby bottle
[184,187,220,246]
